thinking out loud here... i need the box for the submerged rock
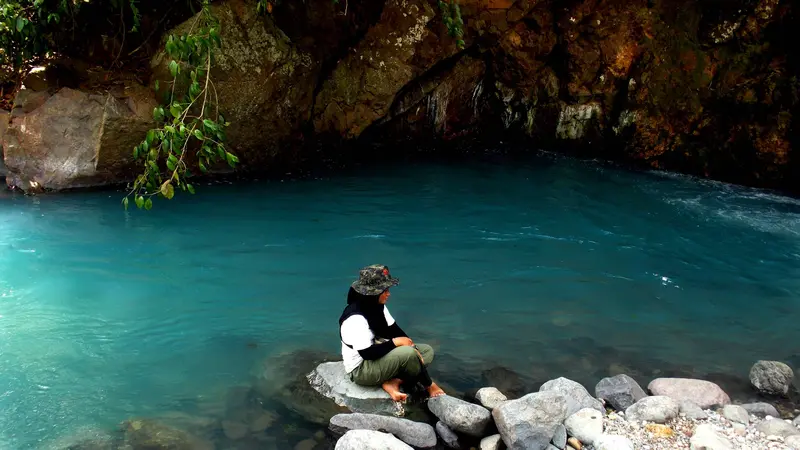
[435,421,462,449]
[595,374,647,411]
[334,429,412,450]
[328,413,436,449]
[540,377,604,416]
[647,378,730,408]
[749,361,794,396]
[690,424,733,450]
[121,419,214,450]
[427,395,492,437]
[476,387,508,410]
[307,362,402,417]
[492,390,568,450]
[624,396,680,423]
[40,426,117,450]
[741,402,780,418]
[564,408,603,445]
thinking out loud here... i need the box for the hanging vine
[123,0,238,210]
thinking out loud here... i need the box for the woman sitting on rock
[339,264,445,402]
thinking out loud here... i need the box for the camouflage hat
[351,264,400,296]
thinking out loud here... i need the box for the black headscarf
[339,287,391,338]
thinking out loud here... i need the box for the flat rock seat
[307,362,405,417]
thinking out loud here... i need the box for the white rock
[594,434,634,450]
[308,362,402,416]
[690,424,733,450]
[757,419,800,438]
[625,396,680,424]
[648,378,730,409]
[564,408,603,445]
[476,387,508,410]
[335,430,413,450]
[722,405,750,425]
[785,435,800,450]
[479,434,503,450]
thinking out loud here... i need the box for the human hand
[392,337,414,347]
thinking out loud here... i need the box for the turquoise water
[2,153,800,448]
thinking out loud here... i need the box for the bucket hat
[351,264,399,295]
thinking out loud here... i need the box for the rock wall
[3,0,798,192]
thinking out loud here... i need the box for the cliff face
[3,0,798,192]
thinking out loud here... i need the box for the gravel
[603,408,800,449]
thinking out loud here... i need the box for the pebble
[601,406,798,449]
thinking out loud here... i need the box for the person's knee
[394,346,417,361]
[416,344,435,364]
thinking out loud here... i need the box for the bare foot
[382,379,408,402]
[427,382,445,398]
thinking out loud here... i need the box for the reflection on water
[1,153,799,448]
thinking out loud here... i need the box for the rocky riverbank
[44,354,800,450]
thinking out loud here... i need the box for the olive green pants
[350,344,435,387]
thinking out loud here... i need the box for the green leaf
[217,146,225,159]
[146,130,156,145]
[135,195,145,209]
[202,119,217,130]
[169,104,182,119]
[144,198,153,210]
[122,197,129,210]
[225,152,239,165]
[187,184,195,194]
[160,181,175,200]
[199,161,208,173]
[153,107,163,121]
[193,129,204,140]
[133,146,139,159]
[168,60,178,77]
[16,16,24,32]
[154,80,160,92]
[166,159,176,171]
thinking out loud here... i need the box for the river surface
[1,153,799,449]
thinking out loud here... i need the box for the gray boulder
[749,361,794,396]
[335,430,413,450]
[595,374,647,411]
[436,422,461,449]
[427,396,492,437]
[563,408,603,445]
[647,378,730,408]
[551,424,567,449]
[690,424,733,450]
[329,413,436,449]
[594,434,634,450]
[679,400,708,420]
[756,418,800,438]
[741,402,779,418]
[721,405,749,425]
[492,391,568,450]
[480,434,504,450]
[476,387,508,410]
[786,435,800,450]
[624,396,680,423]
[539,377,604,416]
[308,362,404,416]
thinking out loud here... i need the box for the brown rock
[568,436,583,449]
[645,423,675,438]
[150,0,319,167]
[3,86,154,191]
